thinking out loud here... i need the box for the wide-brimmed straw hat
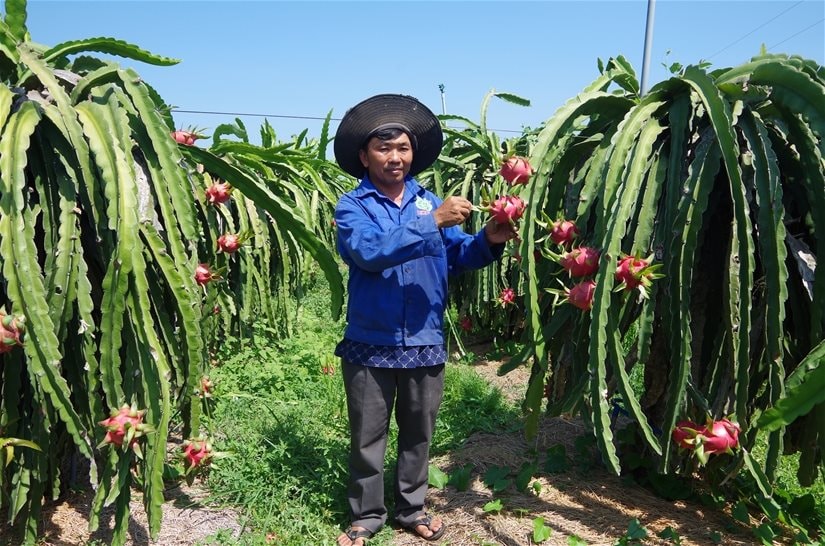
[334,94,443,178]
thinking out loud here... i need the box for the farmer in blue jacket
[333,94,517,546]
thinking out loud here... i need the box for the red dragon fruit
[99,404,152,449]
[488,195,526,225]
[217,233,242,254]
[0,311,25,354]
[614,254,662,299]
[171,127,207,146]
[702,418,741,454]
[499,156,533,185]
[549,219,579,247]
[559,247,600,277]
[672,420,705,450]
[205,182,233,205]
[459,316,473,332]
[498,287,516,306]
[565,279,596,310]
[197,376,214,398]
[182,437,213,471]
[194,263,217,286]
[673,416,741,465]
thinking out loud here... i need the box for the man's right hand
[433,196,473,228]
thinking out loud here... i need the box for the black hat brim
[334,94,443,179]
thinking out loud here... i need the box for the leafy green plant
[544,444,569,473]
[447,463,474,491]
[482,465,512,492]
[428,464,449,489]
[614,518,648,546]
[657,526,682,544]
[532,517,552,543]
[482,498,504,513]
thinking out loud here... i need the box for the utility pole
[640,0,656,96]
[438,83,447,114]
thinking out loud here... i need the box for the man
[333,94,516,546]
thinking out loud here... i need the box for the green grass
[196,279,518,545]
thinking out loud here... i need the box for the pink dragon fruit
[672,420,705,450]
[217,233,242,254]
[99,404,152,449]
[565,280,596,311]
[673,416,741,465]
[0,311,25,354]
[499,156,533,185]
[549,219,579,247]
[195,263,217,286]
[171,130,200,146]
[498,287,516,306]
[559,247,600,277]
[205,182,232,205]
[489,195,526,225]
[182,437,213,470]
[614,254,663,298]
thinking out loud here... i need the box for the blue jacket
[335,176,502,346]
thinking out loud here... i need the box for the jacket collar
[354,175,423,208]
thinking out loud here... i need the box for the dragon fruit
[205,182,232,205]
[488,195,526,225]
[549,219,578,247]
[673,416,741,465]
[195,263,217,286]
[197,376,214,398]
[498,287,516,306]
[0,311,25,354]
[672,420,705,450]
[499,156,533,185]
[459,316,473,332]
[182,437,213,470]
[99,404,152,449]
[614,254,663,298]
[565,280,596,311]
[217,233,242,254]
[171,130,202,146]
[559,247,600,277]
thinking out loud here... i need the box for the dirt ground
[9,343,759,546]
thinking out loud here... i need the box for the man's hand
[433,196,473,228]
[484,219,519,245]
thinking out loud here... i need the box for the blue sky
[25,1,825,144]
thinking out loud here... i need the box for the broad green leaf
[427,464,448,489]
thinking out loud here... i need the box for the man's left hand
[484,220,519,245]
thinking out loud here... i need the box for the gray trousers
[342,361,445,534]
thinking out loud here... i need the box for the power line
[173,108,338,122]
[171,108,524,134]
[705,1,803,60]
[768,18,825,50]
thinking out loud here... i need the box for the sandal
[338,526,373,546]
[405,515,446,541]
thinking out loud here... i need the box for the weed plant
[197,276,519,545]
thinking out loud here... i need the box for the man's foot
[406,515,445,541]
[337,525,372,546]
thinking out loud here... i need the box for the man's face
[359,132,413,188]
